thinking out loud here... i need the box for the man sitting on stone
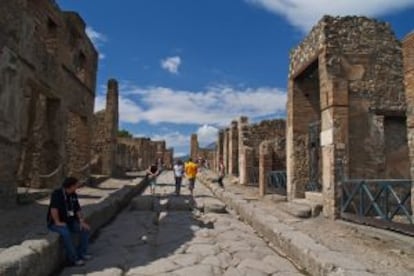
[47,177,91,266]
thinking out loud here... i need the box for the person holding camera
[47,177,91,266]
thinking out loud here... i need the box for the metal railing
[341,179,413,235]
[267,170,287,194]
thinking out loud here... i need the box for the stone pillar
[190,134,198,161]
[216,130,224,171]
[228,120,239,175]
[319,51,349,219]
[238,116,250,185]
[102,79,119,175]
[403,32,414,214]
[223,128,230,174]
[259,140,272,197]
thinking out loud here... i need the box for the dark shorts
[188,177,195,190]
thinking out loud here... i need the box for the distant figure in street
[185,158,198,196]
[47,177,92,267]
[173,159,185,196]
[146,161,160,195]
[218,159,225,188]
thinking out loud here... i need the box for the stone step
[292,198,323,217]
[278,201,312,218]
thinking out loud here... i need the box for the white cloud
[85,26,107,60]
[151,132,189,149]
[161,56,181,74]
[197,124,219,147]
[246,0,414,32]
[114,82,286,126]
[94,94,143,123]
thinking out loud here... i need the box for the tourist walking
[185,158,198,196]
[173,159,185,195]
[47,177,92,266]
[146,161,160,195]
[218,159,225,188]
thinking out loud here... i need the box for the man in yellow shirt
[185,158,198,196]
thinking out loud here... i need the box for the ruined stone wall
[288,16,408,218]
[403,32,414,213]
[238,117,285,185]
[223,129,230,174]
[114,137,170,172]
[164,148,174,169]
[259,137,286,196]
[90,111,105,173]
[0,0,97,207]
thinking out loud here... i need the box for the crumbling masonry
[0,0,98,208]
[287,16,410,218]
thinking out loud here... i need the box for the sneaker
[72,259,85,266]
[82,254,93,260]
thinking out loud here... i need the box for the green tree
[118,129,133,138]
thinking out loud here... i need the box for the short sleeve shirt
[47,188,81,225]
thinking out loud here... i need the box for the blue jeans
[49,221,89,263]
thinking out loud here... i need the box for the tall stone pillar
[223,128,230,174]
[259,140,272,196]
[102,79,119,175]
[190,134,198,160]
[229,120,239,176]
[238,117,250,185]
[403,32,414,214]
[216,130,224,171]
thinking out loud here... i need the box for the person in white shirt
[173,159,185,195]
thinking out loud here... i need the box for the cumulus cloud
[85,26,107,59]
[161,56,181,74]
[94,94,143,123]
[197,125,219,147]
[111,82,286,126]
[151,132,190,149]
[246,0,414,32]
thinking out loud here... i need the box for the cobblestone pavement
[60,171,303,276]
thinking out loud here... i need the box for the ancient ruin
[91,79,118,176]
[287,16,410,218]
[91,80,171,175]
[190,133,216,169]
[403,32,414,213]
[0,0,98,208]
[215,117,286,193]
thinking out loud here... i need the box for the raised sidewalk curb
[198,173,375,276]
[0,177,148,276]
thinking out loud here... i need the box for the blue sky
[56,0,414,157]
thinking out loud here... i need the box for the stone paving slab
[198,171,414,276]
[59,171,302,276]
[0,176,147,276]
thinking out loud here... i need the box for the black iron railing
[341,179,413,235]
[267,170,287,191]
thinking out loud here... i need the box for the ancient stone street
[60,172,303,276]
